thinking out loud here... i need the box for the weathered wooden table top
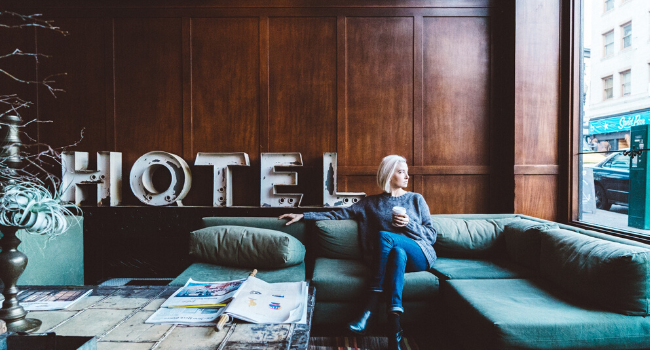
[19,285,314,350]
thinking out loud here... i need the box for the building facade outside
[585,0,650,152]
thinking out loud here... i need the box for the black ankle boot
[348,292,380,335]
[387,312,403,350]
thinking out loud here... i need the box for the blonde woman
[280,155,436,350]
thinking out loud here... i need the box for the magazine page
[161,278,245,308]
[224,276,307,324]
[145,307,225,325]
[18,289,93,311]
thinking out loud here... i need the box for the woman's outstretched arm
[279,200,363,225]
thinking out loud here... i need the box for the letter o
[130,151,192,206]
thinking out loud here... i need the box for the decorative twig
[0,11,68,36]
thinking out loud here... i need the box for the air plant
[0,182,79,237]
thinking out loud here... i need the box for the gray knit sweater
[303,192,437,268]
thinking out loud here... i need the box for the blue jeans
[369,231,428,313]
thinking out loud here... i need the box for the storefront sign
[589,110,650,135]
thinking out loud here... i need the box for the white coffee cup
[392,206,406,226]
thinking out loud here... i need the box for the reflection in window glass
[579,0,650,235]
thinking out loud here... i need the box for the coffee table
[17,285,314,350]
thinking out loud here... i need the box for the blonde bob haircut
[377,155,407,193]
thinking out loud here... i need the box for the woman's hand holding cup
[392,206,409,227]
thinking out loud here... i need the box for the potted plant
[0,11,81,332]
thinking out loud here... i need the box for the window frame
[621,21,632,49]
[568,0,650,245]
[603,29,614,57]
[604,0,614,12]
[620,69,631,96]
[602,75,614,100]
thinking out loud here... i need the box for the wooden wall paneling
[336,15,346,168]
[260,16,270,154]
[343,17,414,167]
[106,18,115,153]
[514,0,561,220]
[341,175,414,196]
[422,16,490,167]
[514,175,558,220]
[421,175,490,214]
[189,17,261,206]
[113,18,184,205]
[182,17,191,161]
[268,17,337,205]
[413,15,423,166]
[37,18,108,179]
[7,0,496,10]
[514,0,560,167]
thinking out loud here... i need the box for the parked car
[592,152,629,210]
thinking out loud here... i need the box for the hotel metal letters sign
[62,152,365,207]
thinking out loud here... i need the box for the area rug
[308,336,420,350]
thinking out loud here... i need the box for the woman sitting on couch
[280,155,437,350]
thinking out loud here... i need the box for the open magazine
[161,278,245,308]
[146,276,308,325]
[18,289,93,311]
[147,278,244,325]
[223,276,308,324]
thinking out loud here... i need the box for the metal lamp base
[5,317,41,333]
[0,225,41,333]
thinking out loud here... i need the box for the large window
[621,22,632,49]
[603,30,614,56]
[578,0,650,237]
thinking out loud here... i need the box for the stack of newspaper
[146,277,308,325]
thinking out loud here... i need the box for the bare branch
[0,49,51,61]
[0,11,68,36]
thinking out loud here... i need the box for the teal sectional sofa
[171,214,650,349]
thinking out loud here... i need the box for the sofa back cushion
[540,228,650,316]
[504,219,558,270]
[202,217,307,244]
[314,220,361,260]
[431,217,518,258]
[190,225,306,268]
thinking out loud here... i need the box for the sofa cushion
[430,257,536,281]
[189,225,306,268]
[431,217,518,258]
[446,278,650,350]
[540,229,650,316]
[311,257,438,302]
[314,220,361,260]
[202,217,307,244]
[169,262,306,286]
[504,219,559,270]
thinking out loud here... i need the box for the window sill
[570,220,650,245]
